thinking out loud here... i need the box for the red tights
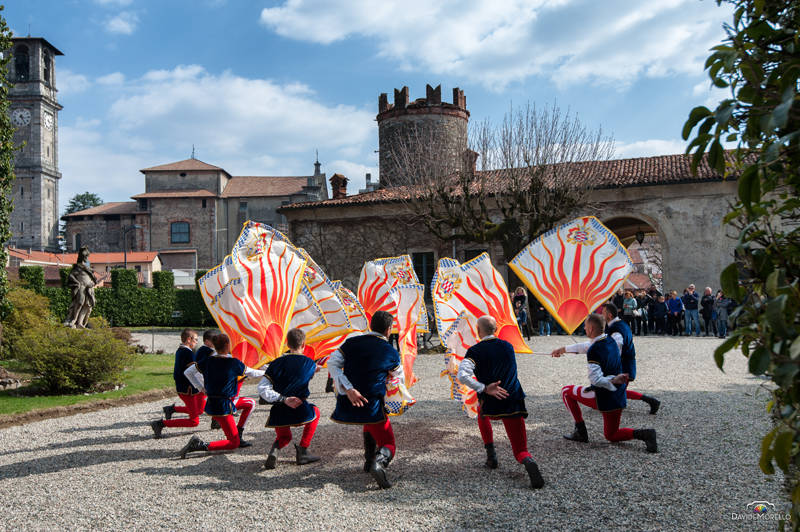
[476,406,532,463]
[363,417,396,457]
[626,389,643,400]
[274,406,320,449]
[164,393,206,428]
[561,385,633,442]
[207,397,255,451]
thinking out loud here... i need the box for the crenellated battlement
[377,84,469,120]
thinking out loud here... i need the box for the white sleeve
[257,376,284,403]
[244,366,265,379]
[611,332,624,352]
[327,349,353,393]
[184,364,205,393]
[587,363,617,391]
[388,361,405,383]
[457,358,486,394]
[565,341,591,354]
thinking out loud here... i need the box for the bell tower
[7,37,63,251]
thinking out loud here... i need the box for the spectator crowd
[512,283,736,338]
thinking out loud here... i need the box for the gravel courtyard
[0,336,785,531]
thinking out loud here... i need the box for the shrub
[16,322,136,394]
[174,289,213,326]
[18,266,45,294]
[1,287,52,359]
[59,267,71,288]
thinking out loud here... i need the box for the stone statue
[64,246,97,329]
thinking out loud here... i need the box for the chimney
[463,149,479,174]
[329,173,349,199]
[365,173,372,185]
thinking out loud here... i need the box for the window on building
[171,222,190,243]
[238,201,247,211]
[75,233,81,250]
[43,49,52,85]
[20,221,23,232]
[463,249,488,262]
[202,199,207,209]
[134,265,141,272]
[20,186,23,198]
[412,252,435,302]
[14,45,29,81]
[137,198,148,211]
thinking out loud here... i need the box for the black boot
[641,395,661,415]
[210,418,221,430]
[484,443,498,469]
[363,431,376,473]
[237,426,252,448]
[564,421,588,443]
[325,376,334,393]
[633,429,658,453]
[522,457,544,489]
[179,435,208,459]
[370,447,393,489]
[163,404,176,420]
[295,443,321,465]
[150,419,165,439]
[265,441,279,469]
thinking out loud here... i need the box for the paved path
[0,336,784,530]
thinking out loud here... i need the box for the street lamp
[122,224,142,269]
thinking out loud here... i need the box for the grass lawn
[0,354,174,416]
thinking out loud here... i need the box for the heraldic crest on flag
[431,253,531,354]
[508,215,634,334]
[439,312,480,418]
[357,254,429,333]
[198,222,307,368]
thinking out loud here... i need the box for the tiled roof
[222,176,309,198]
[8,247,160,265]
[140,158,226,173]
[131,189,216,199]
[281,152,733,210]
[61,201,139,218]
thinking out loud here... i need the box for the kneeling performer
[457,316,544,489]
[552,313,658,453]
[258,328,321,469]
[179,333,264,458]
[329,310,401,489]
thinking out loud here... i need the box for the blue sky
[6,0,732,210]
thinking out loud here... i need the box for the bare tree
[391,102,615,260]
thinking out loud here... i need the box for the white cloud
[58,69,91,95]
[97,72,126,85]
[58,65,376,209]
[614,139,687,159]
[105,11,139,35]
[260,0,731,90]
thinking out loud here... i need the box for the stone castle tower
[377,84,469,187]
[7,37,63,251]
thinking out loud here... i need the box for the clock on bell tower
[7,37,63,252]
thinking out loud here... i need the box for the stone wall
[145,170,227,195]
[149,197,216,267]
[64,213,149,253]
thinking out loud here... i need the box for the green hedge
[18,266,45,294]
[43,269,211,327]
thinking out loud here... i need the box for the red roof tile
[8,247,159,265]
[131,189,216,199]
[222,176,308,198]
[140,158,227,173]
[281,152,734,210]
[61,201,139,218]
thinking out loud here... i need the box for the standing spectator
[666,291,684,336]
[612,289,625,319]
[635,289,651,335]
[700,287,717,337]
[515,300,531,340]
[646,289,660,333]
[715,290,731,338]
[536,303,551,336]
[649,294,668,335]
[682,284,701,337]
[622,291,637,332]
[513,287,527,308]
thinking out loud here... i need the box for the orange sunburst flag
[508,215,633,334]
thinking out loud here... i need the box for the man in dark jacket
[682,284,701,336]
